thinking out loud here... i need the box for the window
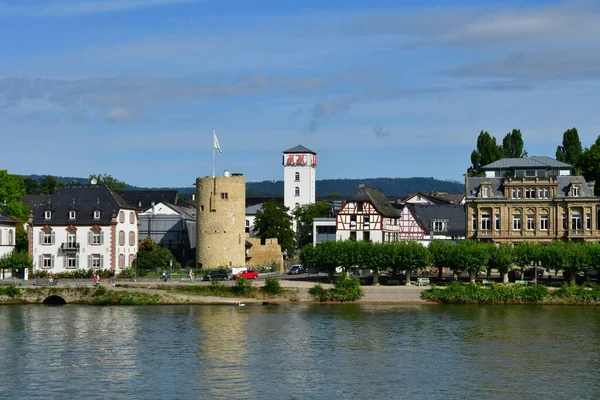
[245,220,250,233]
[69,211,76,220]
[433,221,445,231]
[540,215,549,230]
[350,215,357,224]
[511,188,522,199]
[481,187,489,197]
[129,231,135,246]
[539,188,550,199]
[67,255,77,269]
[357,202,363,212]
[495,214,500,231]
[92,231,102,245]
[44,211,52,220]
[363,215,370,226]
[363,231,370,242]
[572,186,580,196]
[294,187,300,197]
[92,254,101,268]
[294,172,300,182]
[513,215,522,231]
[350,231,356,240]
[67,232,76,248]
[220,192,228,200]
[119,211,125,223]
[119,254,125,268]
[481,214,491,231]
[295,203,299,209]
[119,231,125,246]
[43,254,52,268]
[471,215,477,231]
[526,215,535,231]
[130,212,135,224]
[562,214,568,230]
[586,213,592,230]
[43,231,53,245]
[525,188,536,199]
[8,230,13,246]
[94,210,101,219]
[571,212,582,231]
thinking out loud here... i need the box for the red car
[234,270,259,280]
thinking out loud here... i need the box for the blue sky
[3,0,600,188]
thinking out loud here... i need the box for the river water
[0,304,598,400]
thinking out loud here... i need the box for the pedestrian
[93,273,99,286]
[189,269,195,282]
[48,274,54,286]
[109,270,115,285]
[162,271,168,282]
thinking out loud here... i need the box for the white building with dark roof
[0,203,17,259]
[283,145,316,213]
[28,184,138,273]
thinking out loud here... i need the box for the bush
[118,268,135,279]
[209,279,224,294]
[262,276,281,295]
[422,282,549,304]
[233,277,253,296]
[552,284,600,302]
[308,283,329,302]
[330,273,364,302]
[0,284,21,298]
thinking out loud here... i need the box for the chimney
[2,200,7,217]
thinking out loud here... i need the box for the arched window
[295,187,300,197]
[8,229,13,246]
[119,211,125,223]
[119,231,125,246]
[295,203,300,209]
[294,172,300,182]
[130,212,135,224]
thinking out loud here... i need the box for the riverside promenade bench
[515,280,528,286]
[417,278,430,286]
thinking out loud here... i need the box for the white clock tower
[283,145,317,213]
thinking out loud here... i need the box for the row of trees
[300,239,600,285]
[468,128,600,195]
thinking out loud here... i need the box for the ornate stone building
[196,172,246,269]
[466,156,600,243]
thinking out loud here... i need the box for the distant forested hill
[21,175,465,198]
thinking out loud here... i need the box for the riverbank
[0,279,429,305]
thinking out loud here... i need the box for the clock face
[284,154,317,167]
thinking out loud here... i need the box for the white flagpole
[212,128,216,179]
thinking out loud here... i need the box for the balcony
[60,242,80,252]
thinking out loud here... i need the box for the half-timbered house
[336,184,400,242]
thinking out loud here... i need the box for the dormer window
[44,211,52,220]
[573,186,580,197]
[94,211,101,219]
[69,211,76,220]
[481,187,489,198]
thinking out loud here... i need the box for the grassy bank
[422,283,600,304]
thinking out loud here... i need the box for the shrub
[330,273,364,302]
[93,285,108,297]
[0,284,20,298]
[118,268,135,279]
[262,276,281,295]
[308,283,329,302]
[421,282,549,304]
[233,277,253,296]
[209,279,224,294]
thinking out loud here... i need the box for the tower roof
[283,145,316,154]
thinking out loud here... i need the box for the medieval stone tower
[196,172,246,269]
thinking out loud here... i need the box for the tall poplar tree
[468,131,504,176]
[556,128,582,170]
[501,129,526,158]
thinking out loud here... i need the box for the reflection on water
[0,304,599,400]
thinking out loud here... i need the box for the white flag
[213,129,222,154]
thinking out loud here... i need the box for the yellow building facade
[465,156,600,243]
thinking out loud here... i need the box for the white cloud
[0,0,209,17]
[105,106,136,123]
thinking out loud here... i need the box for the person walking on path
[109,270,115,285]
[189,269,195,282]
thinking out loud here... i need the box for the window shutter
[38,231,42,245]
[87,255,91,268]
[76,254,79,268]
[88,232,92,245]
[38,255,42,267]
[100,231,104,244]
[63,256,67,268]
[100,255,104,268]
[51,255,55,267]
[51,231,55,244]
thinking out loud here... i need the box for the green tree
[0,170,29,221]
[23,178,41,195]
[429,239,452,280]
[39,175,63,195]
[501,129,526,158]
[0,251,33,277]
[294,201,332,247]
[488,243,514,283]
[136,237,173,272]
[253,200,296,257]
[513,242,542,283]
[89,174,128,191]
[356,241,389,285]
[468,131,504,176]
[556,128,582,171]
[447,240,490,283]
[579,135,600,195]
[397,241,432,286]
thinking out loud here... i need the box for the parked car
[288,265,307,275]
[523,268,545,279]
[234,270,259,280]
[576,269,598,283]
[202,270,231,281]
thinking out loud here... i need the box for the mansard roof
[283,145,316,154]
[483,156,572,170]
[32,184,134,225]
[117,190,179,211]
[407,204,466,237]
[0,214,18,225]
[349,185,399,218]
